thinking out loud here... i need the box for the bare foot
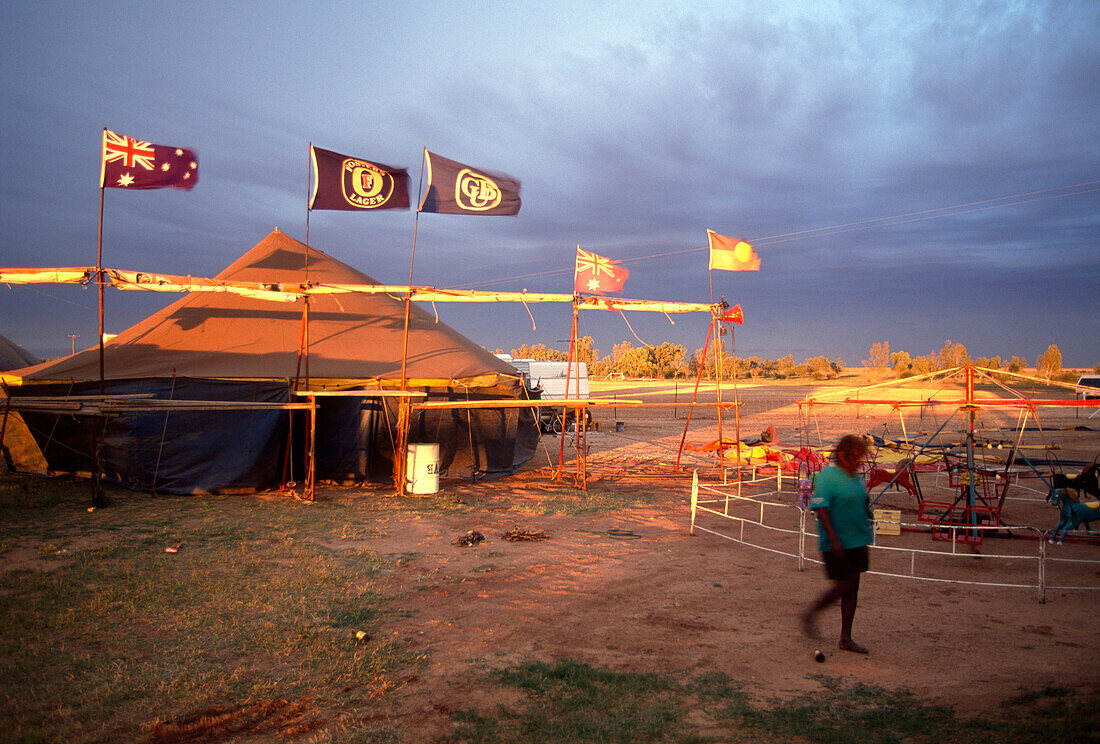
[800,610,818,639]
[839,639,868,654]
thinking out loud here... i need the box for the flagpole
[731,324,742,478]
[303,145,312,384]
[555,247,581,481]
[675,320,713,472]
[96,184,105,395]
[395,149,427,494]
[94,145,107,507]
[713,313,724,476]
[305,142,312,249]
[707,251,723,475]
[556,297,579,482]
[399,149,426,392]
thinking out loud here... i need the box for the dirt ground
[355,377,1100,738]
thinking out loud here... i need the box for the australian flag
[101,129,198,189]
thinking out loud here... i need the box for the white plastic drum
[406,443,440,494]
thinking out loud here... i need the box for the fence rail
[688,472,1100,603]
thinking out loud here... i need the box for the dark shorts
[822,545,869,581]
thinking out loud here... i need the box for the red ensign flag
[574,247,629,294]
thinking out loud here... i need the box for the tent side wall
[313,379,540,485]
[410,381,540,480]
[17,378,291,494]
[15,376,539,493]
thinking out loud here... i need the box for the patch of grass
[0,478,415,742]
[511,488,649,515]
[442,659,1100,744]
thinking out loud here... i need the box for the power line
[451,180,1100,289]
[6,283,96,312]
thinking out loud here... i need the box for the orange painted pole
[676,319,714,472]
[556,300,579,481]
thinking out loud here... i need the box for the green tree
[591,355,613,378]
[574,336,598,367]
[864,341,891,375]
[911,354,937,375]
[1036,344,1062,380]
[937,339,969,370]
[615,345,655,378]
[511,343,568,361]
[890,350,912,378]
[743,356,763,381]
[647,342,687,378]
[1008,356,1027,373]
[776,354,796,379]
[807,356,835,380]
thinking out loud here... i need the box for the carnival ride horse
[1047,463,1100,544]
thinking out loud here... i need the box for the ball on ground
[814,650,825,663]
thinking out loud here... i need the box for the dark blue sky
[2,1,1097,367]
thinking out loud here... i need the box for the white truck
[1076,375,1100,400]
[498,356,589,433]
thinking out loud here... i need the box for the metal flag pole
[303,146,312,389]
[96,183,106,395]
[556,296,579,481]
[395,149,428,494]
[92,129,108,506]
[713,312,724,476]
[730,321,742,477]
[675,319,714,472]
[306,142,312,247]
[400,149,427,392]
[289,144,315,497]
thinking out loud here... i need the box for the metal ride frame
[688,471,1100,604]
[797,365,1100,546]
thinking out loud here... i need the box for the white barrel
[406,443,440,494]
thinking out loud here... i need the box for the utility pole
[68,334,79,355]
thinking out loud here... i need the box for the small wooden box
[873,509,901,536]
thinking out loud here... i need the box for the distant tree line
[496,338,1098,382]
[502,338,843,381]
[862,340,1096,382]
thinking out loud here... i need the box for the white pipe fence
[688,470,1100,603]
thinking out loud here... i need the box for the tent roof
[11,230,514,386]
[0,334,40,372]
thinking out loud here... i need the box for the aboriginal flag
[708,229,760,271]
[100,129,198,189]
[574,247,629,294]
[418,151,521,215]
[309,145,409,210]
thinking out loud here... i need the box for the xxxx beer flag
[574,247,629,294]
[309,145,409,210]
[100,129,198,189]
[707,229,760,271]
[418,151,521,215]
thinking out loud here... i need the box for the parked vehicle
[1075,375,1100,400]
[497,355,590,433]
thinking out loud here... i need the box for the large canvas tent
[0,334,38,371]
[4,230,538,493]
[0,334,45,474]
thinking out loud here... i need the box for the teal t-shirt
[811,463,873,552]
